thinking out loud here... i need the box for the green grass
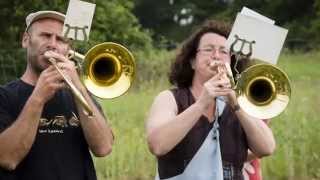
[95,84,167,180]
[93,51,320,180]
[263,52,320,180]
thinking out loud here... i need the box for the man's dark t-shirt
[0,80,97,180]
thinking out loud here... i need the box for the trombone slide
[48,57,93,116]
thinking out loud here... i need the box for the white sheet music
[226,8,288,65]
[63,0,96,41]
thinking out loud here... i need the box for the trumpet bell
[236,64,291,119]
[82,42,135,99]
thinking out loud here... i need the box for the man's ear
[22,32,29,48]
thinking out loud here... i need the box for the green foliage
[309,0,320,49]
[0,49,26,84]
[262,52,320,179]
[133,0,229,42]
[0,0,152,49]
[84,0,153,51]
[0,0,153,84]
[0,0,67,49]
[133,0,320,51]
[95,89,160,180]
[133,49,173,89]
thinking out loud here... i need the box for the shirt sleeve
[0,88,14,133]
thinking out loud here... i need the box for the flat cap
[25,10,65,31]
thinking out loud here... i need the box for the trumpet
[48,42,135,116]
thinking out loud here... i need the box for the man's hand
[32,65,65,104]
[44,51,83,90]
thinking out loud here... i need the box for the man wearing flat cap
[0,10,114,180]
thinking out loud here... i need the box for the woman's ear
[191,58,195,69]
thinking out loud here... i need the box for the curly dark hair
[169,20,232,88]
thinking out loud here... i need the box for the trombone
[215,35,291,119]
[216,44,291,119]
[218,60,290,119]
[233,60,290,119]
[48,42,135,116]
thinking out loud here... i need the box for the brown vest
[157,88,248,179]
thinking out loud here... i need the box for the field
[95,51,320,180]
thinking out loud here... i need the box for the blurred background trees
[134,0,320,49]
[1,0,319,86]
[1,0,320,84]
[0,0,153,83]
[1,0,320,50]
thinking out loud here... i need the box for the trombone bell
[70,42,135,99]
[246,76,276,106]
[236,63,291,119]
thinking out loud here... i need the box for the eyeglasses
[197,47,229,56]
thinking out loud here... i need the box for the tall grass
[95,84,167,180]
[262,52,320,180]
[94,51,320,180]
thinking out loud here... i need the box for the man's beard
[28,54,47,75]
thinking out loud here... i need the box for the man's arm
[0,95,44,170]
[74,85,114,157]
[45,51,114,157]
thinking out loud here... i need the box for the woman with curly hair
[146,20,275,180]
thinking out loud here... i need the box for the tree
[133,0,319,50]
[133,0,230,42]
[0,0,153,84]
[309,0,320,48]
[0,0,152,50]
[88,0,152,51]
